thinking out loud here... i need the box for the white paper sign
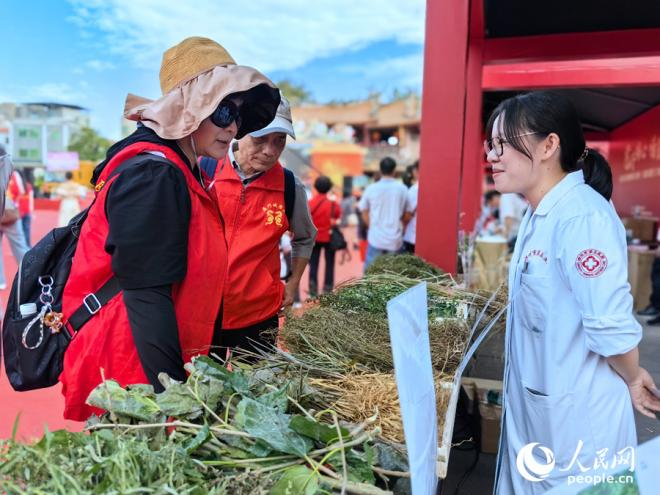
[387,282,438,495]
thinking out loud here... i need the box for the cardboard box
[623,217,658,243]
[479,401,502,454]
[462,378,503,454]
[628,247,656,310]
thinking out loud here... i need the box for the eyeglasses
[210,99,242,129]
[483,132,539,157]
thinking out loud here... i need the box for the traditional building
[0,102,90,168]
[292,94,421,173]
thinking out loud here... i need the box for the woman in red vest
[308,176,342,296]
[59,37,280,421]
[7,169,34,247]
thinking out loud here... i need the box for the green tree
[277,80,313,105]
[390,88,418,101]
[68,126,113,161]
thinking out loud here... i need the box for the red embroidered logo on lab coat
[575,249,608,278]
[525,249,548,264]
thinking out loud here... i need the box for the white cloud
[29,83,87,103]
[86,59,117,71]
[65,0,425,73]
[338,52,424,91]
[1,83,89,105]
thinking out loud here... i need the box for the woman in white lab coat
[486,92,660,494]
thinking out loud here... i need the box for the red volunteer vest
[60,142,227,421]
[8,172,33,216]
[213,157,288,329]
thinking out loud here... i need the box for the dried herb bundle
[281,306,469,376]
[364,253,446,282]
[308,372,453,444]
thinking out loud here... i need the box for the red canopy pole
[459,0,485,233]
[417,0,471,272]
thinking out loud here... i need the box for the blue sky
[2,0,425,140]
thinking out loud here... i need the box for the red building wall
[609,105,660,218]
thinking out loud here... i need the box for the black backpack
[200,156,296,222]
[2,154,171,391]
[310,199,348,252]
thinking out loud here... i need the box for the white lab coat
[494,171,641,494]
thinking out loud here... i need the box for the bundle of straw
[308,372,454,444]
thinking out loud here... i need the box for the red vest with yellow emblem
[59,142,227,421]
[213,156,288,329]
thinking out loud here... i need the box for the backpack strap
[67,277,122,332]
[199,156,219,179]
[283,167,295,223]
[67,153,175,333]
[310,197,327,216]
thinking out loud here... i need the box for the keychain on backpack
[21,276,64,350]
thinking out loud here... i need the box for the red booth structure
[417,0,660,272]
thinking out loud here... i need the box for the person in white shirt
[475,190,502,237]
[402,161,419,253]
[486,91,660,495]
[498,192,527,244]
[358,157,412,269]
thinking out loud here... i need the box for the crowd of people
[0,150,91,289]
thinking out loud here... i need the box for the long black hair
[485,91,612,200]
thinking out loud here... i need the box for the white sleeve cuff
[582,313,642,357]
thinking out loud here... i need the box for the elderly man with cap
[202,93,316,355]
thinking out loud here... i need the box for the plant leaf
[270,465,319,495]
[224,435,274,458]
[10,413,20,442]
[289,416,349,444]
[233,398,312,457]
[190,374,226,413]
[328,449,375,484]
[257,386,289,413]
[156,380,203,419]
[191,355,250,394]
[86,379,161,421]
[373,442,409,472]
[221,438,272,459]
[127,383,156,396]
[183,424,210,454]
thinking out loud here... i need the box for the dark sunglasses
[210,99,241,129]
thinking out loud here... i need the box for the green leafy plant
[0,356,394,495]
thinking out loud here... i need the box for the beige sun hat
[124,37,280,140]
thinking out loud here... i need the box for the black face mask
[210,99,241,129]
